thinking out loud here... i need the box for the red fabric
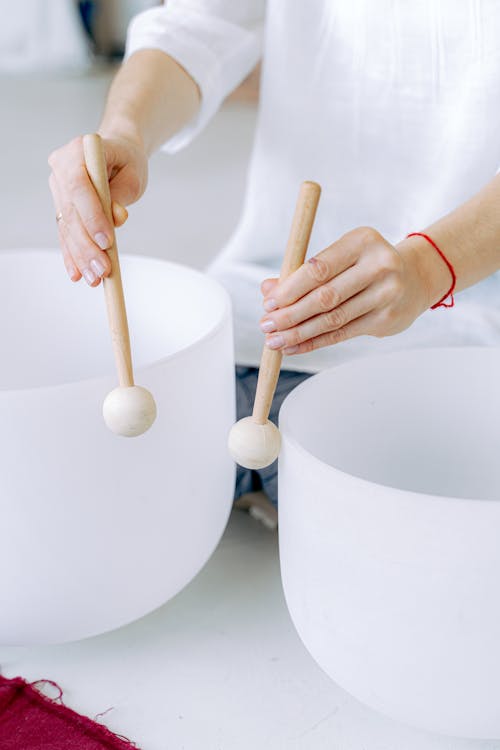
[406,232,457,309]
[0,675,139,750]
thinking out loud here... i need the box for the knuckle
[329,327,347,344]
[325,306,346,330]
[373,308,395,337]
[375,285,392,307]
[316,284,338,311]
[307,256,330,284]
[48,145,65,167]
[385,272,404,298]
[280,309,296,329]
[375,246,401,275]
[78,244,96,262]
[61,201,76,222]
[300,339,314,354]
[356,225,381,247]
[313,329,345,350]
[67,170,86,194]
[83,209,105,229]
[286,328,301,346]
[48,136,81,167]
[69,135,83,151]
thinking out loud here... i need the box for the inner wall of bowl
[0,251,227,389]
[281,348,500,501]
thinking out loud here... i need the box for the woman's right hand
[48,134,148,286]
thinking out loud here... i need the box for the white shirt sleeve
[125,0,265,153]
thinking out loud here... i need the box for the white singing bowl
[279,347,500,739]
[0,250,235,645]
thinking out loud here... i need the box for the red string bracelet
[406,232,456,309]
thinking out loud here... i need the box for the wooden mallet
[228,180,321,469]
[83,133,157,437]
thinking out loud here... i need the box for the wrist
[98,116,145,153]
[396,234,453,311]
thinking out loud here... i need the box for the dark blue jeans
[234,366,312,507]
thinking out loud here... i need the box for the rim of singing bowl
[279,346,500,507]
[0,249,232,396]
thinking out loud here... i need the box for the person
[48,1,500,516]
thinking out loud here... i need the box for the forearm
[99,49,201,155]
[399,173,500,309]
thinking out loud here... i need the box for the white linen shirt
[127,0,500,371]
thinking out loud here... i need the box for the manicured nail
[267,334,285,350]
[260,319,277,333]
[82,267,96,285]
[264,298,278,312]
[284,346,299,355]
[90,258,106,277]
[68,266,79,281]
[94,232,109,250]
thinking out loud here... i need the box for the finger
[56,199,111,286]
[57,215,104,287]
[49,137,114,250]
[66,167,114,250]
[109,164,144,207]
[59,231,82,282]
[265,284,382,350]
[52,178,113,283]
[112,201,128,227]
[262,231,365,312]
[282,311,379,356]
[51,167,112,283]
[261,277,279,297]
[260,262,374,333]
[50,173,81,281]
[58,228,82,282]
[103,137,146,206]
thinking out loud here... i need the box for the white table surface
[1,510,499,750]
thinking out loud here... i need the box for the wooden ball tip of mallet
[228,180,321,468]
[83,133,157,437]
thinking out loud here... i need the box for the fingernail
[68,266,79,281]
[284,346,299,355]
[267,334,285,350]
[90,258,106,277]
[264,298,278,312]
[260,319,277,333]
[82,267,96,285]
[94,232,110,250]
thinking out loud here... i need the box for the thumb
[112,201,128,227]
[109,164,147,207]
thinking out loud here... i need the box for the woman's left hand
[259,227,449,356]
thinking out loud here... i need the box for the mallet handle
[252,181,321,424]
[83,133,134,388]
